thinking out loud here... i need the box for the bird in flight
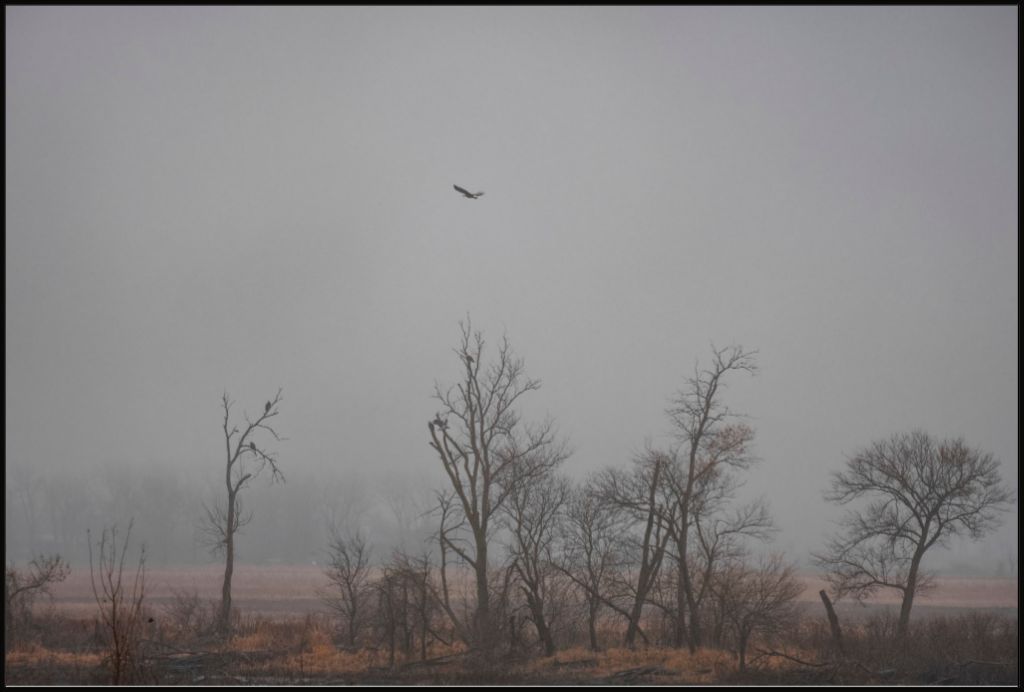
[453,184,484,199]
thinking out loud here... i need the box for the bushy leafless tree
[371,551,442,665]
[160,587,217,643]
[4,554,70,648]
[320,528,374,649]
[202,389,285,635]
[711,552,803,672]
[814,430,1011,640]
[88,521,147,685]
[693,498,775,647]
[427,319,569,651]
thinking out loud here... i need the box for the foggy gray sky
[6,7,1018,566]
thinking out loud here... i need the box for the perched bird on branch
[249,441,257,452]
[453,184,484,199]
[265,401,272,414]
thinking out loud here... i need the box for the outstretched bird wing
[454,184,484,198]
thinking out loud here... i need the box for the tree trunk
[588,599,600,651]
[681,533,700,653]
[624,594,645,648]
[219,491,236,634]
[897,551,924,640]
[818,590,844,655]
[419,583,428,661]
[527,595,555,657]
[474,537,491,649]
[679,471,700,653]
[674,549,687,649]
[535,616,555,657]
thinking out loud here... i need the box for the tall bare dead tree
[814,430,1011,641]
[427,320,568,651]
[665,344,758,652]
[203,389,285,634]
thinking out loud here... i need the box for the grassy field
[7,566,1018,685]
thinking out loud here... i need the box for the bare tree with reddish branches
[664,344,759,652]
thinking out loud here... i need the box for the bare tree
[4,554,70,648]
[692,497,775,647]
[814,430,1011,641]
[504,469,570,657]
[88,521,147,685]
[557,481,626,651]
[665,344,758,651]
[595,448,674,648]
[370,550,443,666]
[320,528,373,649]
[427,320,569,651]
[203,389,285,634]
[712,553,803,672]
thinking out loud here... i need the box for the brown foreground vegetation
[4,569,1018,685]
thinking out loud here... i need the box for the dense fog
[6,7,1017,579]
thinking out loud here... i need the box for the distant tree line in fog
[4,459,436,568]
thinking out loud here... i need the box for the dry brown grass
[523,645,736,684]
[4,645,105,686]
[5,645,102,668]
